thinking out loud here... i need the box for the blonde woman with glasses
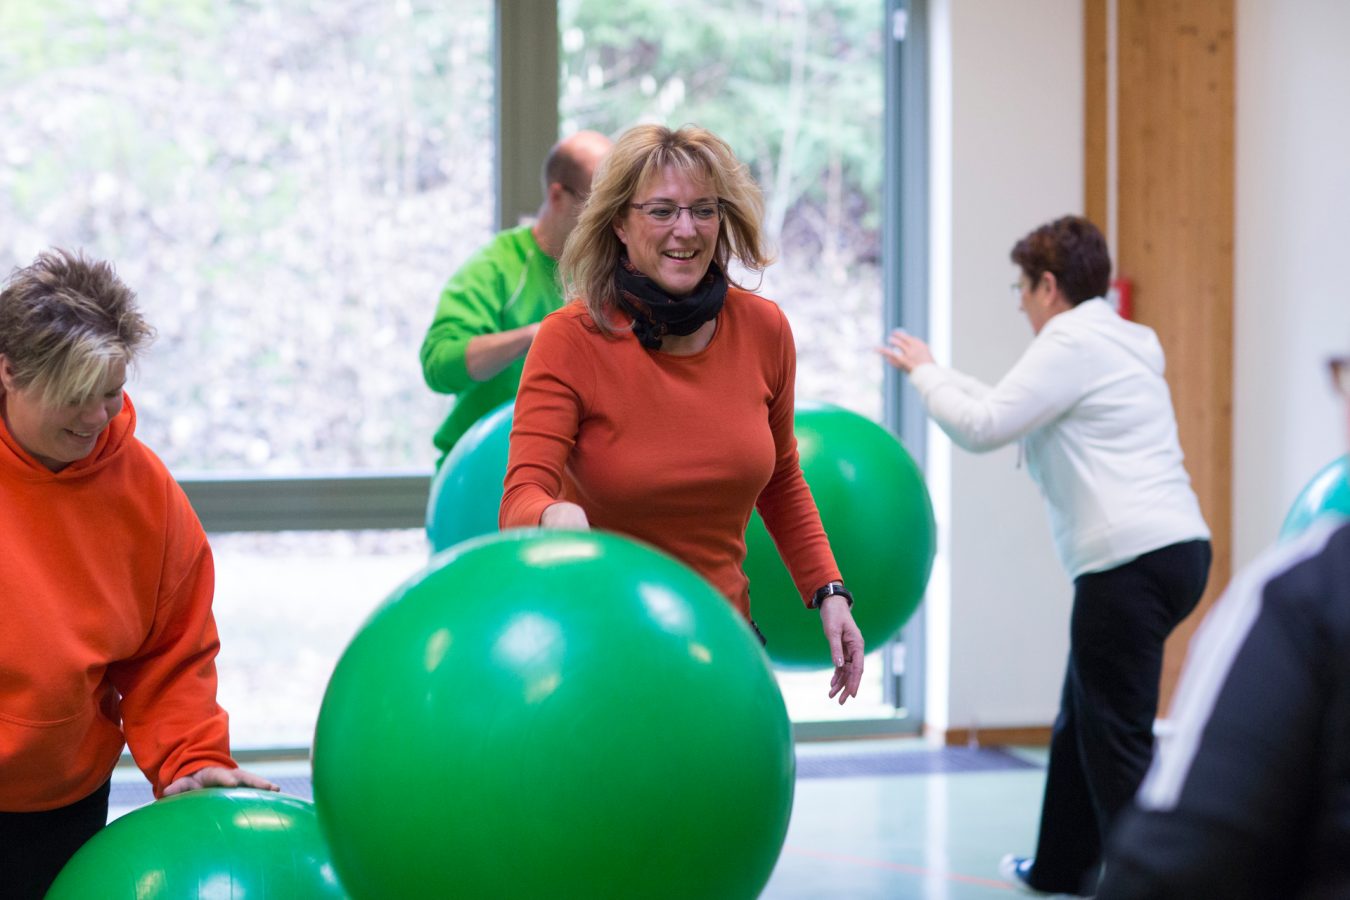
[500,124,864,704]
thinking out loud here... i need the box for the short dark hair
[0,249,153,405]
[1010,216,1112,305]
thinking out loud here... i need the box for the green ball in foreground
[425,400,513,553]
[1281,454,1350,540]
[743,402,936,669]
[313,529,794,900]
[46,789,345,899]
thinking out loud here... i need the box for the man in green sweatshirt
[420,130,612,464]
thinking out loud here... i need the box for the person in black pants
[1098,356,1350,899]
[1029,539,1210,893]
[0,782,112,898]
[881,216,1212,896]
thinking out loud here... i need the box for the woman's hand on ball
[541,501,591,530]
[820,597,865,704]
[163,766,279,797]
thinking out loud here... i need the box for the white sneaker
[997,854,1096,898]
[998,854,1043,895]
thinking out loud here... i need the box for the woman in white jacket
[881,215,1211,898]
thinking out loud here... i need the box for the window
[1,0,493,472]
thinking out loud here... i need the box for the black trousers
[1027,539,1212,896]
[0,779,111,900]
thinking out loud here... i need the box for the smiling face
[613,165,721,297]
[0,356,126,471]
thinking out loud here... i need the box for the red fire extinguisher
[1108,277,1133,320]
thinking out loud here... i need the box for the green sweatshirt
[420,225,562,462]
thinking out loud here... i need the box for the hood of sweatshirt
[0,392,138,482]
[1046,297,1165,376]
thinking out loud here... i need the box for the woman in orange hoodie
[0,250,276,898]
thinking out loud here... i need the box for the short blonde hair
[560,124,774,332]
[0,249,153,406]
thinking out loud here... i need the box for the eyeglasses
[560,184,589,203]
[1330,357,1350,398]
[629,200,723,225]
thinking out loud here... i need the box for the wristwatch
[810,581,853,610]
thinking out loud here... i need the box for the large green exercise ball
[426,400,512,553]
[312,529,794,900]
[46,788,346,899]
[743,402,935,669]
[1280,454,1350,540]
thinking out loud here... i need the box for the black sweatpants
[1027,539,1212,896]
[0,779,110,899]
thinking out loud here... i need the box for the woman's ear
[612,217,629,247]
[0,355,16,393]
[1038,270,1059,297]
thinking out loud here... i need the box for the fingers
[876,346,907,371]
[234,769,282,792]
[162,766,280,798]
[161,777,193,797]
[843,632,865,703]
[830,627,866,705]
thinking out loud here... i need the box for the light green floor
[763,749,1045,898]
[111,741,1049,899]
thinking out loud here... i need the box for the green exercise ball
[312,529,794,900]
[46,789,346,899]
[426,400,512,553]
[743,402,935,669]
[1280,454,1350,540]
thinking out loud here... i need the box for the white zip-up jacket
[909,297,1209,578]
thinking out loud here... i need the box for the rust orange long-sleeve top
[500,288,840,621]
[0,395,236,812]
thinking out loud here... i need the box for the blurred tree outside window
[0,0,493,473]
[561,0,885,422]
[560,0,893,721]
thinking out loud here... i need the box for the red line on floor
[783,846,1015,890]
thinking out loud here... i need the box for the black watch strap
[811,581,853,609]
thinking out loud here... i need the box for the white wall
[1233,0,1350,568]
[925,0,1083,735]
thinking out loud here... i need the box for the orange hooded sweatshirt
[0,394,235,812]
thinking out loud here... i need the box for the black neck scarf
[613,254,728,351]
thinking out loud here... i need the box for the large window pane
[212,530,427,749]
[0,0,493,472]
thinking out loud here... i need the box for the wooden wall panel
[1114,0,1234,712]
[1084,0,1109,230]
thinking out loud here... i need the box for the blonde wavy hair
[0,249,153,407]
[559,124,775,332]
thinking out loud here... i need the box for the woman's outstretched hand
[878,328,935,374]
